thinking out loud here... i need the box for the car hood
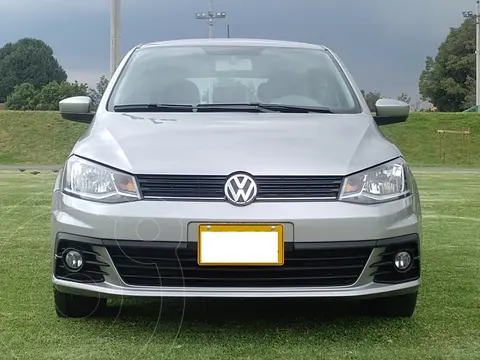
[72,112,401,176]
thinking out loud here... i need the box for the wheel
[54,288,107,318]
[366,292,418,318]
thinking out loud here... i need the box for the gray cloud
[0,0,474,98]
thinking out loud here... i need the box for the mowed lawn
[0,170,479,360]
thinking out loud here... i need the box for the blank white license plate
[198,224,284,266]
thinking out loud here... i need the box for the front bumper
[51,190,421,299]
[52,235,421,300]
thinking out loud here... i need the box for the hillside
[0,110,479,166]
[0,111,88,164]
[380,112,480,167]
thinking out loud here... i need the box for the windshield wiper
[196,103,334,113]
[195,103,275,113]
[252,103,334,113]
[113,103,194,112]
[113,102,334,114]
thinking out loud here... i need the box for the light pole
[463,1,480,112]
[195,0,226,38]
[110,0,122,78]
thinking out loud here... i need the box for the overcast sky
[0,0,473,101]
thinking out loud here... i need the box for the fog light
[394,251,412,271]
[63,249,84,271]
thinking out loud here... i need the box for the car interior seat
[155,79,201,105]
[257,72,308,103]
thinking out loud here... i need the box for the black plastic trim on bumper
[54,236,109,284]
[54,232,420,288]
[370,234,420,284]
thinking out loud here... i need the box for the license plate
[198,224,284,266]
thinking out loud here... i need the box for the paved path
[0,165,62,171]
[411,167,480,173]
[0,165,480,173]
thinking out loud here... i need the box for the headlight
[339,158,411,204]
[62,155,141,203]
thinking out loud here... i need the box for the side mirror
[373,98,409,126]
[59,96,95,123]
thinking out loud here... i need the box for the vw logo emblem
[224,173,258,206]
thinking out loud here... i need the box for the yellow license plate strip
[197,224,284,266]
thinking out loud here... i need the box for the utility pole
[227,24,231,38]
[110,0,122,78]
[195,0,226,38]
[463,1,480,112]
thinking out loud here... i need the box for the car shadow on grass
[97,297,404,327]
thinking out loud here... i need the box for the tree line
[338,14,479,113]
[419,16,477,112]
[0,18,474,113]
[0,38,108,110]
[0,38,410,112]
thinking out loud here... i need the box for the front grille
[104,242,373,288]
[370,237,420,284]
[136,174,343,200]
[54,239,108,283]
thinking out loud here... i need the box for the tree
[5,81,88,110]
[419,17,476,111]
[35,81,88,110]
[397,92,411,104]
[4,83,38,110]
[463,75,476,108]
[87,75,109,109]
[0,38,67,100]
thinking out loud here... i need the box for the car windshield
[108,44,361,113]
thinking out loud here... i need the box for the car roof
[139,38,328,51]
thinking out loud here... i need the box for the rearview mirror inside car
[215,58,253,71]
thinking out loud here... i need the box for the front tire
[366,292,418,318]
[54,288,107,318]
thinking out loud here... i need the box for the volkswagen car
[51,38,421,319]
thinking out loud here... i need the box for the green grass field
[0,170,479,359]
[1,110,480,166]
